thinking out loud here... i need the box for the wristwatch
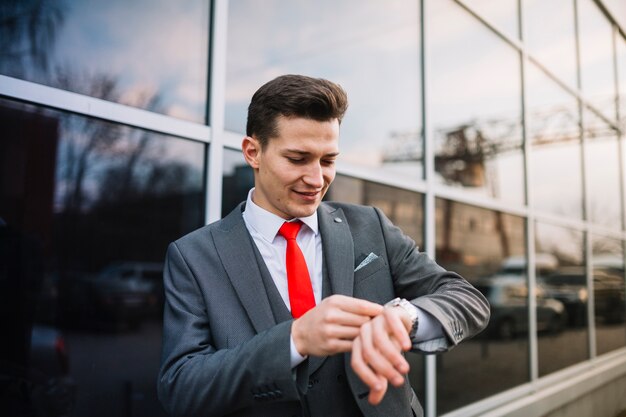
[385,297,419,338]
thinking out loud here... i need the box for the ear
[242,136,261,169]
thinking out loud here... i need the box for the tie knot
[279,221,303,240]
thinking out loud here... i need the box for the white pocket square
[355,252,379,272]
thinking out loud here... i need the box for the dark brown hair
[246,74,348,148]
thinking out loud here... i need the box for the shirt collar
[243,188,319,242]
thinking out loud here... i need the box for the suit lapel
[318,203,354,298]
[211,203,276,334]
[309,204,355,375]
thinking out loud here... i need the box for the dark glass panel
[584,109,621,227]
[226,0,422,177]
[578,0,617,120]
[222,148,254,216]
[0,98,205,417]
[526,63,583,219]
[535,222,588,377]
[427,0,524,205]
[435,198,527,413]
[592,236,626,355]
[524,0,577,89]
[0,0,209,122]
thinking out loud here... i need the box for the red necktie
[278,221,316,318]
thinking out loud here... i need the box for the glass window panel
[578,0,618,120]
[435,198,527,413]
[0,0,209,123]
[584,109,622,227]
[428,0,524,205]
[327,176,424,248]
[463,0,520,40]
[0,98,206,417]
[527,63,583,219]
[523,0,577,89]
[535,222,587,377]
[619,36,626,134]
[592,235,626,355]
[226,0,423,177]
[603,1,626,49]
[222,148,254,216]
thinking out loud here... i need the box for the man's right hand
[291,295,383,357]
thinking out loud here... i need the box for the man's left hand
[350,306,413,405]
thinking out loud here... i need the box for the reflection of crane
[382,104,619,188]
[381,104,620,264]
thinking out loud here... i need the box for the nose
[303,162,324,188]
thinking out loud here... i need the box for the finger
[384,308,412,351]
[371,319,410,377]
[360,320,405,386]
[351,337,385,392]
[327,295,384,317]
[368,377,388,405]
[324,309,377,328]
[323,339,353,354]
[323,323,361,341]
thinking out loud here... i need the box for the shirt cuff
[414,306,445,342]
[290,334,307,368]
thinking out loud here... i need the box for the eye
[287,157,305,164]
[321,159,336,166]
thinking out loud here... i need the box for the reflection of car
[543,266,626,325]
[1,325,75,415]
[593,268,626,323]
[475,276,566,339]
[59,262,163,329]
[541,267,588,327]
[97,262,165,316]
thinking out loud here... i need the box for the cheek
[323,169,336,184]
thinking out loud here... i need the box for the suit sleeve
[374,208,490,352]
[157,242,303,417]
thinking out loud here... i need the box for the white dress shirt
[242,189,444,367]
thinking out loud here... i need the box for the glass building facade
[1,1,625,416]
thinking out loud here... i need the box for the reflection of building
[1,0,626,417]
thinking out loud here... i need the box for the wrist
[291,319,308,356]
[385,298,419,337]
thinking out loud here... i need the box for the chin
[287,204,319,219]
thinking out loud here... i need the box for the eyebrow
[284,149,340,157]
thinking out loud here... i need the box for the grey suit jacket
[157,202,490,417]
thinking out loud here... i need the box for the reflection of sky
[584,110,621,227]
[12,0,209,123]
[619,38,626,129]
[526,63,582,219]
[463,0,519,40]
[535,223,584,265]
[524,0,577,90]
[225,0,421,171]
[428,0,524,204]
[578,0,617,119]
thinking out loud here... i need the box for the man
[157,74,489,417]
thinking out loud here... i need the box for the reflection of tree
[0,0,66,78]
[52,71,204,272]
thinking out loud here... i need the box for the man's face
[242,116,340,219]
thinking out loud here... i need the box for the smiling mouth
[293,190,320,198]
